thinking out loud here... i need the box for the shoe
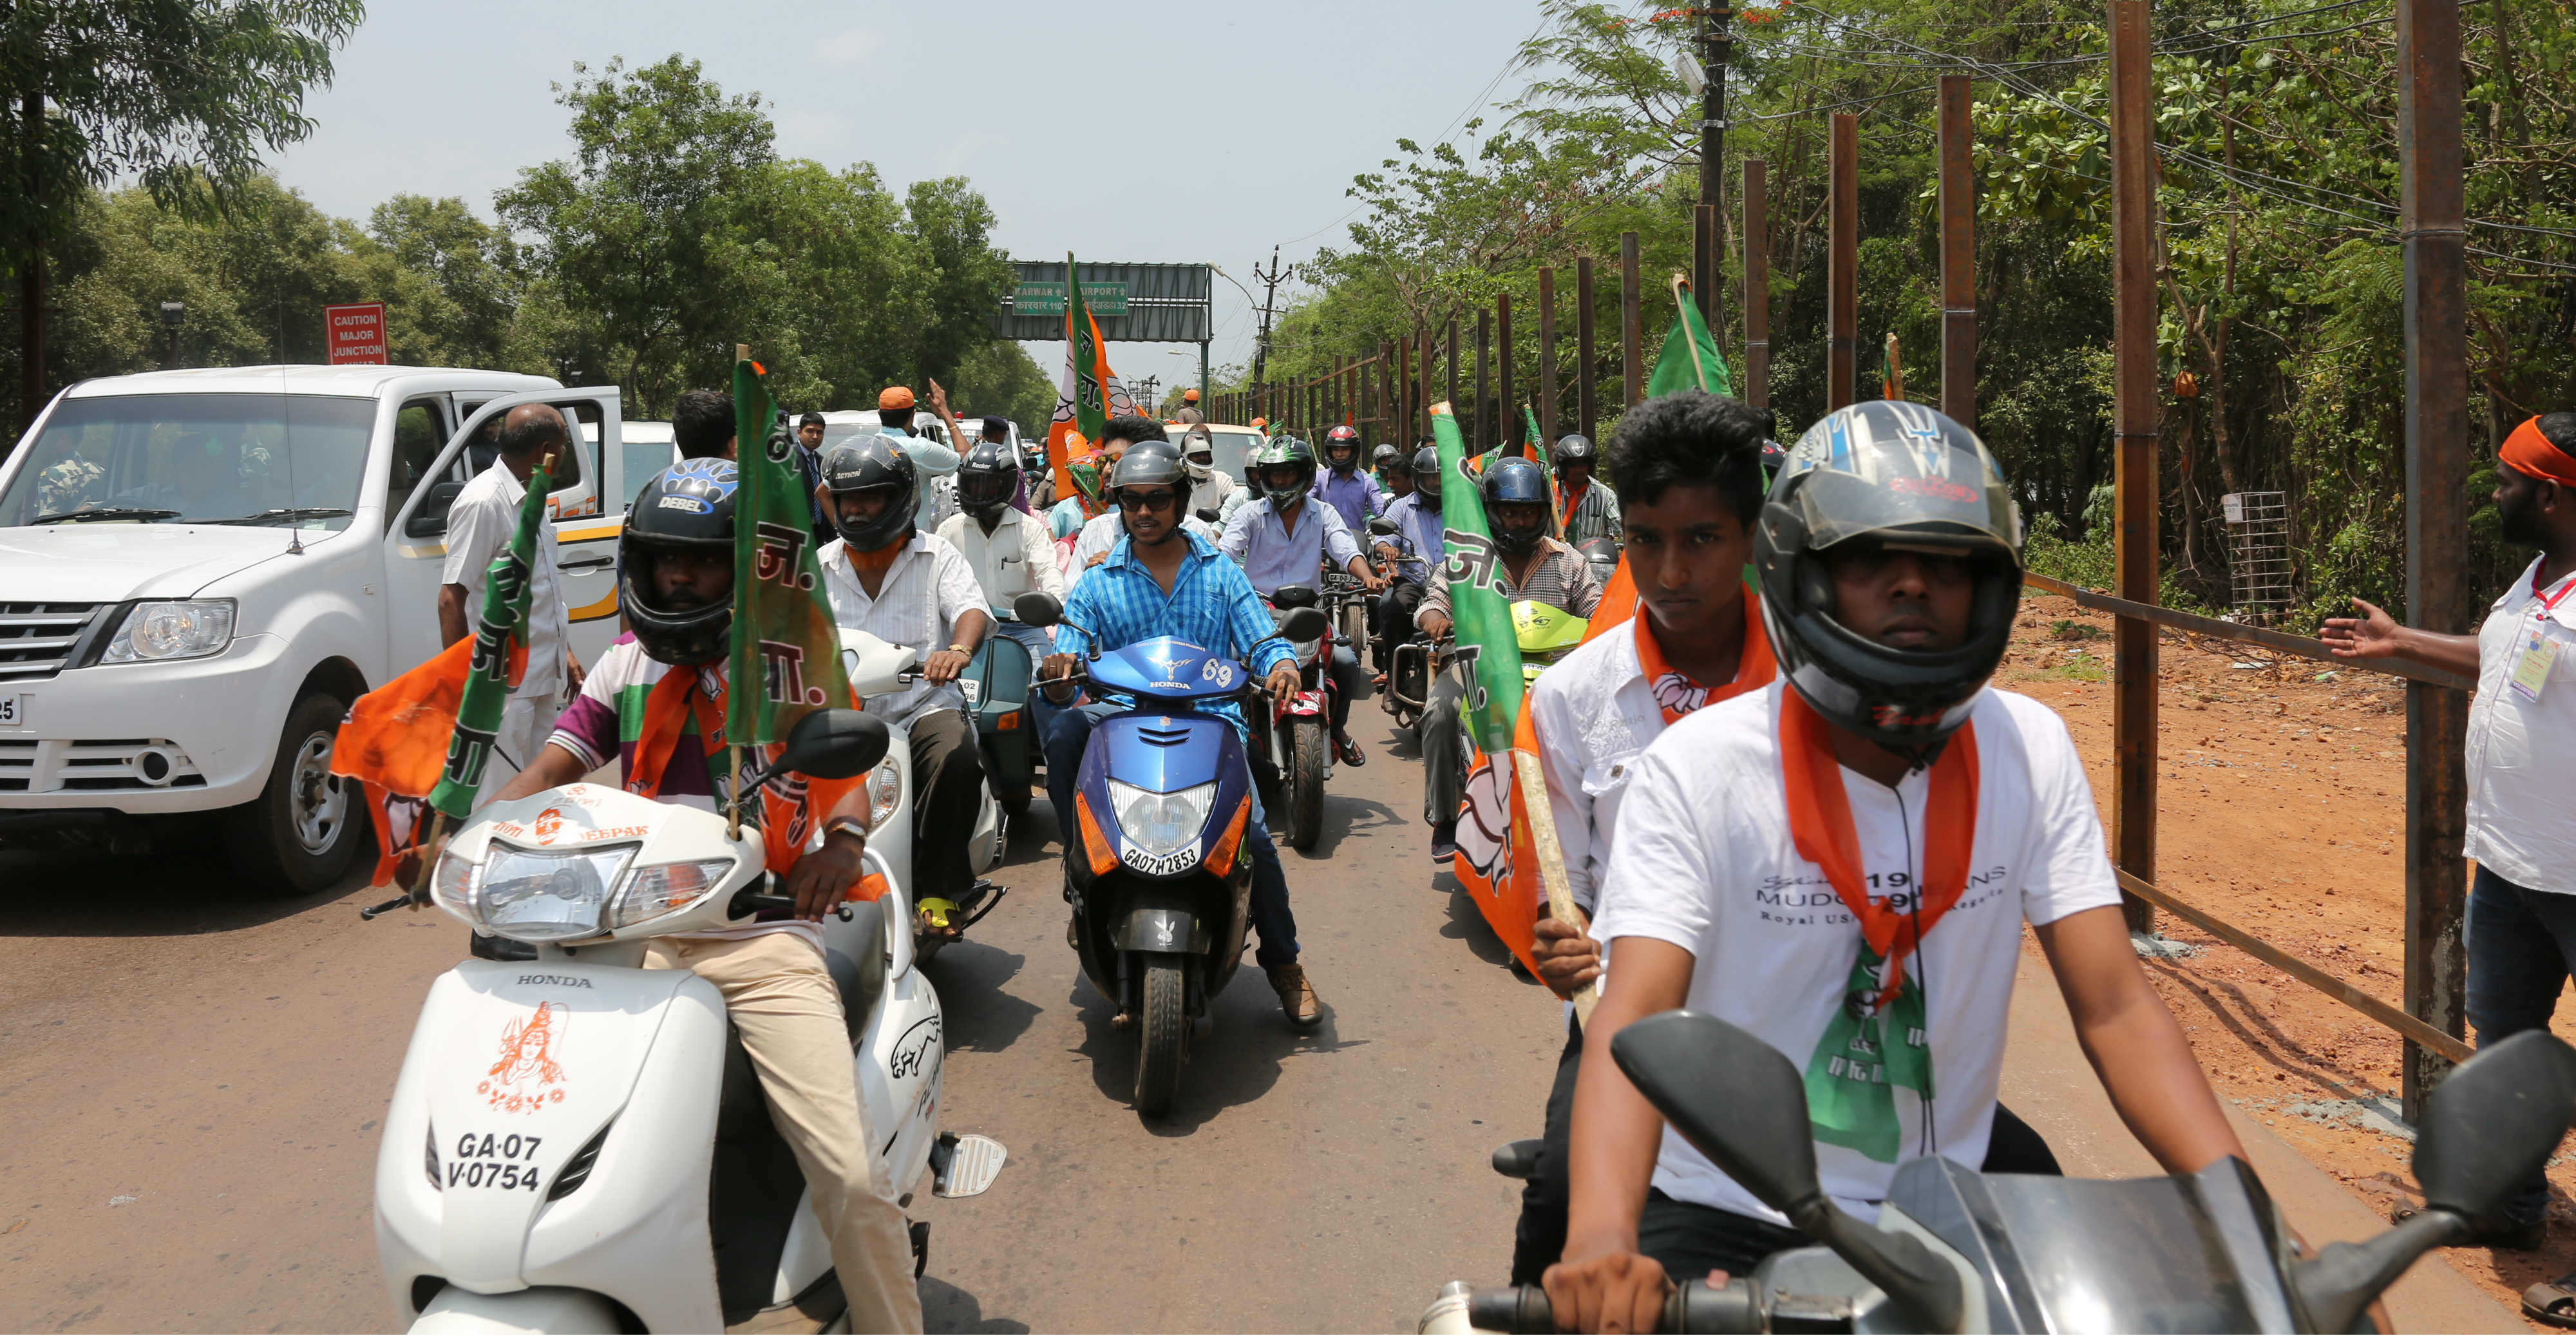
[1371,671,1389,689]
[1430,820,1458,863]
[1336,734,1367,767]
[1267,962,1323,1027]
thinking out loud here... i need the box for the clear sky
[269,0,1550,395]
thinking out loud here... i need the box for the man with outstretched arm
[2324,411,2576,1318]
[1546,403,2243,1331]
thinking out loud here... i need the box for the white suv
[0,366,638,891]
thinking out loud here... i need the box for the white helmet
[1182,428,1215,482]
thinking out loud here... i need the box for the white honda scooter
[366,710,1005,1333]
[838,627,1007,962]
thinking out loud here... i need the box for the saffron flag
[1432,401,1541,973]
[1045,253,1138,520]
[330,456,548,884]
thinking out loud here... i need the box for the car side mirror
[770,708,889,781]
[1367,516,1398,537]
[1013,592,1064,628]
[1278,607,1329,643]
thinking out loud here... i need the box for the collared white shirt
[1218,494,1363,597]
[1527,624,1668,917]
[440,459,568,696]
[817,530,986,727]
[2468,557,2576,893]
[936,504,1065,616]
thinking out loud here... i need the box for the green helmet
[1250,437,1317,508]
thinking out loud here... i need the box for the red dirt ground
[2005,592,2566,1324]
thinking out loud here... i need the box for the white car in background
[0,366,636,891]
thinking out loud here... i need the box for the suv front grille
[0,603,104,682]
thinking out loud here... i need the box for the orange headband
[2503,416,2576,488]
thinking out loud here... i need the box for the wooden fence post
[1828,113,1859,412]
[1620,231,1643,410]
[1499,292,1516,444]
[1744,158,1769,411]
[1940,74,1977,430]
[2110,0,2160,935]
[1446,316,1461,416]
[1577,258,1598,443]
[1538,268,1560,443]
[2397,0,2471,1118]
[1475,307,1492,447]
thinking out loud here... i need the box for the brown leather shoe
[1267,963,1323,1027]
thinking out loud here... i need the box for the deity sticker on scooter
[479,1000,570,1114]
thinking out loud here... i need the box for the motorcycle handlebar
[1464,1282,1766,1335]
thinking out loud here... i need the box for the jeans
[1422,674,1468,826]
[904,709,985,906]
[1042,701,1300,968]
[2466,864,2576,1227]
[1374,578,1425,674]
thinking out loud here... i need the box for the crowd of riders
[442,370,2363,1333]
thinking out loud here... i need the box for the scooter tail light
[1074,793,1119,878]
[1205,795,1254,873]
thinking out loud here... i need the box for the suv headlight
[1106,779,1216,858]
[100,599,236,663]
[434,842,639,943]
[607,857,737,929]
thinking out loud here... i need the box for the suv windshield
[0,392,375,530]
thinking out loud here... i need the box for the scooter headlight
[469,843,639,942]
[429,846,480,920]
[1106,779,1217,859]
[607,857,737,929]
[868,759,903,830]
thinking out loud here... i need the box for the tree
[0,0,365,430]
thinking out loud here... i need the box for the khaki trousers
[645,932,924,1334]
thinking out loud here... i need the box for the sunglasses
[1116,490,1178,512]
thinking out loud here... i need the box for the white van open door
[383,388,625,679]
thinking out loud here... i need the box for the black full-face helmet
[620,458,739,666]
[1410,446,1444,509]
[1754,401,2024,749]
[1323,424,1363,475]
[820,435,919,552]
[1481,455,1551,555]
[956,439,1020,523]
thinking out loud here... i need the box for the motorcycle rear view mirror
[1012,592,1064,627]
[1277,607,1329,644]
[2293,1031,2576,1332]
[1271,584,1321,610]
[1367,516,1398,537]
[1609,1011,1964,1333]
[771,709,891,781]
[1195,507,1220,524]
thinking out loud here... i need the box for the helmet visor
[958,469,1016,509]
[1779,409,2021,555]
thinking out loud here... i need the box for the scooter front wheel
[1134,952,1189,1117]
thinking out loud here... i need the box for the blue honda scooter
[1014,591,1327,1118]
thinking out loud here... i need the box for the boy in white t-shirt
[1546,403,2242,1331]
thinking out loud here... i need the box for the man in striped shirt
[1414,455,1604,861]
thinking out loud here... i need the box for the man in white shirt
[1182,425,1236,515]
[1549,403,2240,1328]
[817,436,995,926]
[1508,391,1775,1284]
[438,403,581,800]
[938,426,1065,738]
[2324,410,2576,1274]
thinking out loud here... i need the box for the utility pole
[1698,3,1735,337]
[1249,245,1284,403]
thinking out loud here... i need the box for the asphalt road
[0,704,1562,1333]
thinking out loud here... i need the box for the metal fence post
[2110,0,2160,935]
[2398,0,2471,1118]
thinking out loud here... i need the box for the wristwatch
[824,816,870,847]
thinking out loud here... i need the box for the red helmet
[1322,424,1362,473]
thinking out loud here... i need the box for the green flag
[1645,282,1734,399]
[428,454,554,819]
[726,358,851,748]
[1432,402,1524,754]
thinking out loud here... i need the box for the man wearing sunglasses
[1037,446,1328,1025]
[1066,425,1221,587]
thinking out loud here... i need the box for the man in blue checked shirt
[1037,448,1326,1026]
